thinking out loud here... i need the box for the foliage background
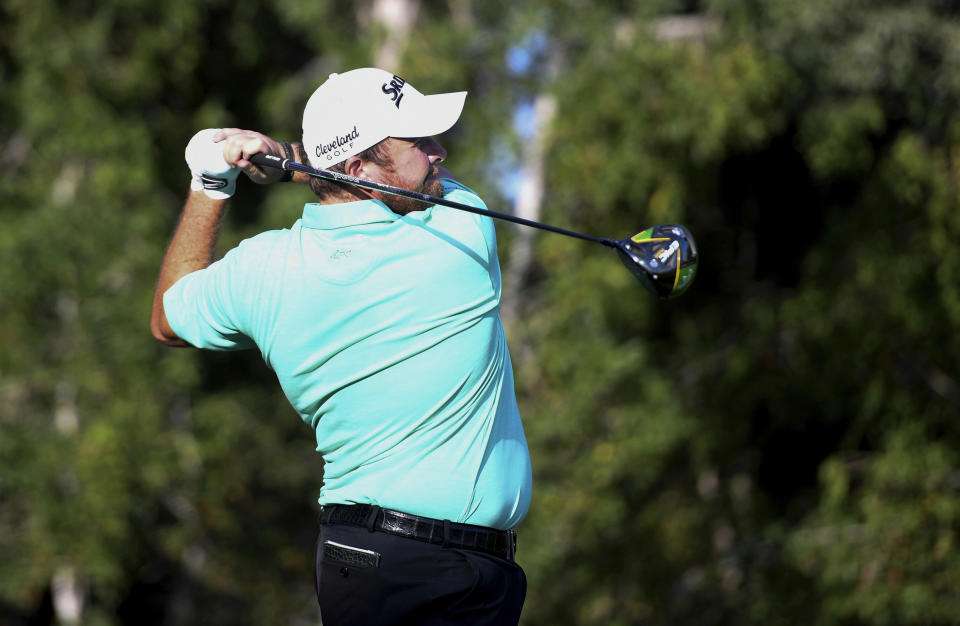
[1,0,958,624]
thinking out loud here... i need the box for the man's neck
[320,187,376,205]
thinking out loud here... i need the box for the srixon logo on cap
[381,75,406,108]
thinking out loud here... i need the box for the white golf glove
[185,128,241,199]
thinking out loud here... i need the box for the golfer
[150,68,532,625]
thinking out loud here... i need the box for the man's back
[163,181,532,529]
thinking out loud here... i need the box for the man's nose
[421,138,447,162]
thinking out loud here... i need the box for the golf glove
[185,128,240,199]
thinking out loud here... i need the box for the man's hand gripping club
[151,128,292,345]
[186,128,291,196]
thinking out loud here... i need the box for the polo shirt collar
[301,199,402,230]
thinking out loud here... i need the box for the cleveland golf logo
[382,75,406,108]
[316,126,360,161]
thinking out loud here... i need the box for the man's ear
[343,156,364,178]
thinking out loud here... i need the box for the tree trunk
[369,0,421,70]
[500,93,556,327]
[52,566,84,625]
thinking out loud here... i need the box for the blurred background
[2,0,959,624]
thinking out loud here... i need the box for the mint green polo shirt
[163,180,532,529]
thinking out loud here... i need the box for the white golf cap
[302,68,467,168]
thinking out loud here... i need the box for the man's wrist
[278,142,294,182]
[185,188,231,213]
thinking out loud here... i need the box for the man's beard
[379,169,444,215]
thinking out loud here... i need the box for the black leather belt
[321,504,517,561]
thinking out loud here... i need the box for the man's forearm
[150,190,229,346]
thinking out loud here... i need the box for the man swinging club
[150,68,532,625]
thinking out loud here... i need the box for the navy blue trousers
[315,520,526,625]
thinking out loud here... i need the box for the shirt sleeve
[440,180,498,254]
[162,242,259,351]
[439,179,502,297]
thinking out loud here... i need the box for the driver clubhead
[615,224,698,298]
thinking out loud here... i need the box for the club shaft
[250,153,617,248]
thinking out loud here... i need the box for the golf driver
[249,153,698,298]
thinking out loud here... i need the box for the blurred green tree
[514,0,960,624]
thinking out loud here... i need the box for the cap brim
[393,91,467,138]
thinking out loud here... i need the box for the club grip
[249,152,287,170]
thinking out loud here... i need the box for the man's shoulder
[441,179,486,209]
[227,227,294,264]
[244,226,294,245]
[441,178,477,194]
[435,179,498,257]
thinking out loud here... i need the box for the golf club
[249,153,698,298]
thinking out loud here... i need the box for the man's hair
[307,140,391,201]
